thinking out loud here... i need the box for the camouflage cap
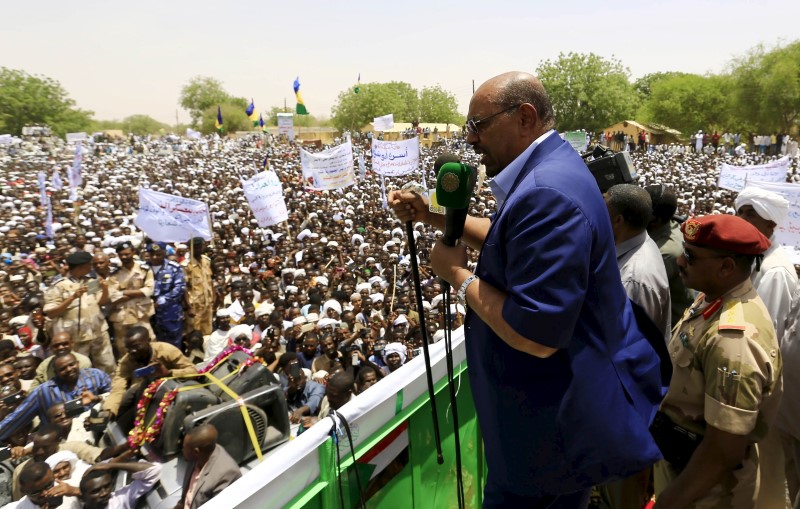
[681,215,770,255]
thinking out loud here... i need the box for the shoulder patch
[718,299,747,332]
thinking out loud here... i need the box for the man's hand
[300,416,318,428]
[430,242,469,287]
[73,285,88,299]
[388,190,429,224]
[11,446,28,459]
[44,480,80,498]
[153,362,169,378]
[80,389,99,406]
[289,409,305,424]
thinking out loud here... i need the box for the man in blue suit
[389,72,667,508]
[148,243,185,348]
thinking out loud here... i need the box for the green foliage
[92,115,169,135]
[418,86,464,124]
[634,72,690,99]
[729,41,800,132]
[264,106,327,127]
[331,81,460,131]
[179,76,232,128]
[638,73,732,134]
[0,67,93,136]
[199,102,252,134]
[535,52,639,132]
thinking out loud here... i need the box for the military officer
[185,237,214,336]
[42,251,116,373]
[653,215,782,508]
[108,241,155,355]
[148,243,185,348]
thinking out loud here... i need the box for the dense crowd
[0,129,797,508]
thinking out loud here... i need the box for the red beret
[681,215,770,255]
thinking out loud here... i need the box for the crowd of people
[0,104,798,508]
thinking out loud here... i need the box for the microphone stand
[405,220,444,465]
[439,266,465,509]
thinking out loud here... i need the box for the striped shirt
[0,368,111,441]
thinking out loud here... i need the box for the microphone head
[436,162,474,209]
[433,153,461,174]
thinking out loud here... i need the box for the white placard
[277,113,294,141]
[744,180,800,264]
[66,132,88,143]
[718,156,790,192]
[371,138,420,176]
[186,128,202,140]
[373,113,394,131]
[242,170,289,227]
[0,135,12,145]
[134,188,211,242]
[300,142,355,190]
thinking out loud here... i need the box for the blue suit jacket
[466,133,666,496]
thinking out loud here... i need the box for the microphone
[436,162,476,247]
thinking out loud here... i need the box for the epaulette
[718,299,747,332]
[110,267,120,275]
[168,260,181,268]
[139,262,150,270]
[51,275,65,285]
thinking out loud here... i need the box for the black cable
[329,412,366,509]
[442,285,465,509]
[329,418,346,509]
[405,220,444,464]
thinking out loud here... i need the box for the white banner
[66,132,88,143]
[52,171,63,191]
[186,128,202,140]
[300,142,355,190]
[0,135,12,145]
[277,113,294,141]
[371,138,420,176]
[134,188,211,242]
[563,131,588,152]
[37,171,48,206]
[718,156,790,192]
[744,180,800,264]
[242,170,289,227]
[373,113,394,131]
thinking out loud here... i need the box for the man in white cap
[735,186,799,509]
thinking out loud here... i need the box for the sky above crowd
[2,0,798,126]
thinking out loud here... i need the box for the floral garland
[127,346,267,449]
[127,379,178,449]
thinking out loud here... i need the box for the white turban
[45,451,78,471]
[735,187,790,226]
[382,342,407,365]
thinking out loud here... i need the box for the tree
[638,73,732,134]
[331,81,457,131]
[418,86,464,125]
[199,102,252,135]
[179,76,231,128]
[633,72,689,99]
[535,53,639,132]
[729,41,800,132]
[264,106,325,127]
[0,68,93,136]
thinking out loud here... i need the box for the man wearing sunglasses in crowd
[653,215,782,508]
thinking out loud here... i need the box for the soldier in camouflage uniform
[108,241,155,355]
[43,251,116,374]
[654,215,782,508]
[184,237,214,336]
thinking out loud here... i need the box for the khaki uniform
[43,276,116,374]
[654,279,783,508]
[185,255,214,335]
[108,263,155,354]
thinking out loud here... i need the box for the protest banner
[134,188,211,242]
[242,170,289,227]
[373,113,394,131]
[745,180,800,264]
[277,113,294,141]
[186,128,202,139]
[563,131,588,152]
[717,156,790,192]
[300,141,355,190]
[66,132,88,143]
[67,143,82,201]
[371,138,420,177]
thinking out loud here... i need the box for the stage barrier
[202,328,485,509]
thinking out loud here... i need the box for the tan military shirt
[185,255,214,309]
[658,278,782,507]
[43,276,108,343]
[108,262,155,325]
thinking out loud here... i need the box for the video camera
[581,145,638,193]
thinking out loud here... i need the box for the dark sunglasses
[466,104,521,135]
[682,243,731,266]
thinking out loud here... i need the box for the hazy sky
[2,0,798,125]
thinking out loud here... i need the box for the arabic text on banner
[277,113,294,141]
[373,113,394,131]
[563,131,588,152]
[300,142,355,190]
[744,180,800,264]
[371,138,420,176]
[66,132,88,143]
[242,170,289,227]
[717,156,790,192]
[134,188,211,242]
